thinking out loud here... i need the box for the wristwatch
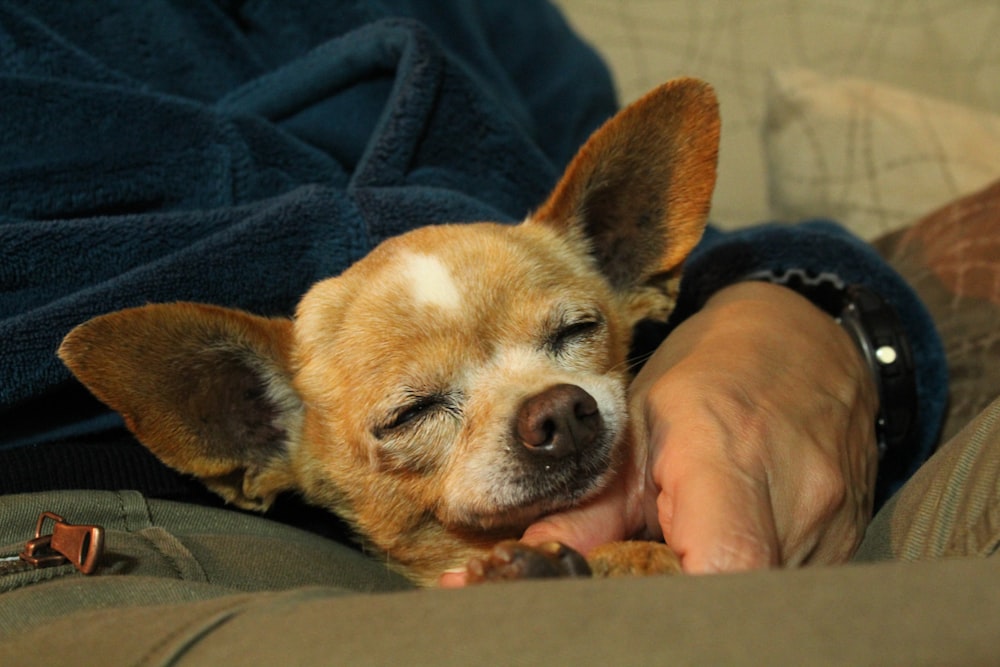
[746,269,918,481]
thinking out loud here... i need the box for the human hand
[519,280,880,574]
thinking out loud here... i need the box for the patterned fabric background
[553,0,1000,231]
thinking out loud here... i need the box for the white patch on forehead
[399,252,463,312]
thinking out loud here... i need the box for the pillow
[875,178,1000,443]
[766,68,1000,240]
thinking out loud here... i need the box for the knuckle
[807,454,848,516]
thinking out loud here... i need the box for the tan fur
[58,78,720,586]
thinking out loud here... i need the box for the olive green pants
[3,398,1000,666]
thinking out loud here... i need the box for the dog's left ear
[530,77,719,321]
[58,303,302,511]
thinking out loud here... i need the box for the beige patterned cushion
[553,0,1000,232]
[875,179,1000,442]
[766,68,1000,240]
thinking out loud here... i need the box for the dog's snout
[516,384,601,459]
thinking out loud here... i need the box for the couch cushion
[875,178,1000,442]
[766,68,1000,240]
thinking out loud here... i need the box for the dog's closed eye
[376,392,460,438]
[371,390,463,474]
[390,396,441,430]
[547,315,603,355]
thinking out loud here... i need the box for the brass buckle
[19,512,105,575]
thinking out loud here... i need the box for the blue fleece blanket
[0,1,946,490]
[0,0,615,440]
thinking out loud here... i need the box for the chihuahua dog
[59,78,720,587]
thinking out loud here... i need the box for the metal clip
[19,512,105,575]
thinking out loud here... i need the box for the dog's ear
[530,77,719,321]
[58,303,302,511]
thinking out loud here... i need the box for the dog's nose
[516,384,601,459]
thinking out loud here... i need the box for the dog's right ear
[58,303,302,511]
[530,77,720,324]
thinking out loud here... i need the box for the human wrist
[740,269,918,481]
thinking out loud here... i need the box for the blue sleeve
[668,221,948,498]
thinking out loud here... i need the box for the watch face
[840,285,918,471]
[838,303,886,457]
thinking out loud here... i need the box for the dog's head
[59,78,719,584]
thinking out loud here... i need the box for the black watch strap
[745,269,918,480]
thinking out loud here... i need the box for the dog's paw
[464,540,592,583]
[586,540,682,577]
